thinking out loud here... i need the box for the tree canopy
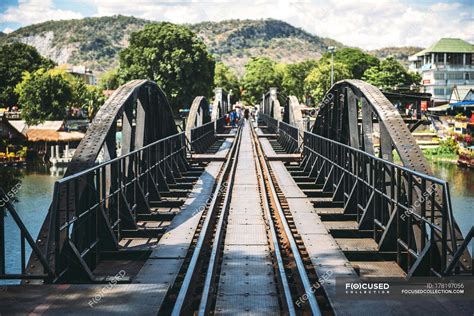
[214,62,241,102]
[304,61,351,102]
[70,77,106,119]
[280,60,318,101]
[362,57,421,91]
[118,22,215,111]
[15,68,105,124]
[0,42,54,108]
[320,47,379,79]
[15,69,73,125]
[99,68,120,91]
[241,57,283,105]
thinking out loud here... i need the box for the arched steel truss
[306,79,470,276]
[185,96,212,142]
[211,88,230,122]
[312,79,431,174]
[68,79,178,175]
[262,88,282,121]
[26,80,193,282]
[283,96,304,132]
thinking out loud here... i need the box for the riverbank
[423,151,458,164]
[393,151,458,165]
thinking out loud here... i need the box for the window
[447,53,463,65]
[435,53,444,63]
[447,72,463,80]
[434,88,445,96]
[467,54,473,65]
[434,72,445,80]
[466,73,470,80]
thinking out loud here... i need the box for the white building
[58,64,97,85]
[409,38,474,105]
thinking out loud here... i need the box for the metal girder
[261,88,282,121]
[211,88,230,122]
[185,96,212,142]
[26,80,179,282]
[283,96,304,148]
[66,80,177,175]
[309,79,471,276]
[313,79,431,174]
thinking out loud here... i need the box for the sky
[0,0,472,49]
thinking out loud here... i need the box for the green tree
[118,22,215,111]
[214,62,240,102]
[281,60,318,101]
[304,61,351,102]
[241,57,283,105]
[363,57,421,91]
[0,42,54,108]
[70,77,106,118]
[320,48,379,79]
[15,69,73,125]
[99,68,121,90]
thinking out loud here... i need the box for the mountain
[0,16,343,76]
[0,16,148,72]
[369,46,422,67]
[189,19,343,74]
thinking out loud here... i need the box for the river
[429,161,474,244]
[1,165,64,280]
[1,162,473,278]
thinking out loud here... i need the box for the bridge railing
[48,132,187,281]
[302,131,462,276]
[190,120,216,153]
[278,121,299,153]
[215,115,227,134]
[259,114,300,153]
[0,188,54,281]
[259,113,278,134]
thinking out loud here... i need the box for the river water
[429,162,474,243]
[1,165,64,279]
[1,162,473,277]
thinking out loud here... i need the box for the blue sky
[0,0,472,49]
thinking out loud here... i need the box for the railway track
[161,119,331,315]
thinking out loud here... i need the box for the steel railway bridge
[0,79,473,315]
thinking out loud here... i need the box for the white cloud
[3,27,14,34]
[0,0,83,27]
[1,0,473,49]
[85,0,474,49]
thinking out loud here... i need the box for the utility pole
[328,46,336,87]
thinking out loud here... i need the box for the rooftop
[450,85,474,103]
[414,38,474,56]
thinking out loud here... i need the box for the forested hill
[0,16,149,72]
[0,16,343,75]
[369,46,422,67]
[1,15,419,75]
[189,19,343,74]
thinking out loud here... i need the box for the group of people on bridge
[225,107,250,127]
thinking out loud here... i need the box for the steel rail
[171,123,243,315]
[197,123,243,315]
[254,127,322,315]
[249,120,296,315]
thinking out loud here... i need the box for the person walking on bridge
[229,109,237,127]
